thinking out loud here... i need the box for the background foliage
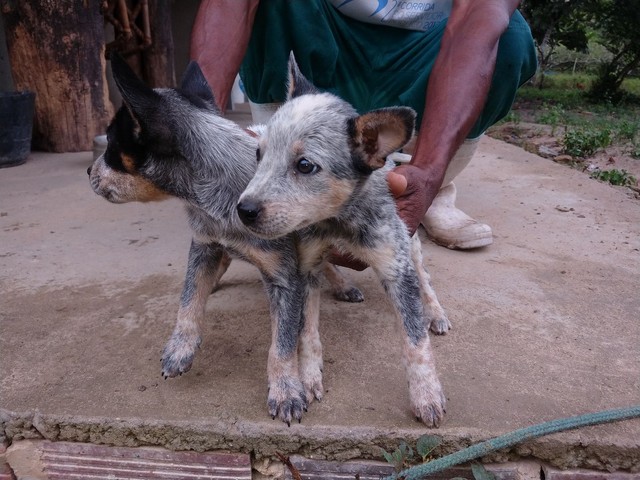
[521,0,640,103]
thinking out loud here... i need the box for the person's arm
[190,0,260,112]
[389,0,521,235]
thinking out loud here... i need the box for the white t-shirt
[328,0,452,32]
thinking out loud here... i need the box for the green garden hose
[386,405,640,480]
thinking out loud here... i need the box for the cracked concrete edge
[2,409,639,472]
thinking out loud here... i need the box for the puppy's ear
[110,53,173,148]
[347,107,416,171]
[286,51,320,100]
[180,61,218,111]
[110,53,160,122]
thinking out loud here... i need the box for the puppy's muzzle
[237,199,262,226]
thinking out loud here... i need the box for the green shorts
[239,0,537,138]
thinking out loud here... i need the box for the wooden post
[3,1,114,152]
[142,0,175,88]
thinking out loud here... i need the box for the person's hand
[329,162,442,270]
[330,163,441,271]
[388,164,442,236]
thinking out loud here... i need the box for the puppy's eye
[296,158,318,174]
[256,148,260,163]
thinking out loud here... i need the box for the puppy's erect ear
[347,107,416,171]
[286,51,320,100]
[180,61,218,111]
[110,53,173,149]
[110,53,160,122]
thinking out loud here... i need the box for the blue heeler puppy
[237,53,450,427]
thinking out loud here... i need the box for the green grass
[521,73,640,100]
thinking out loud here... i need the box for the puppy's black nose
[237,199,262,225]
[87,166,92,176]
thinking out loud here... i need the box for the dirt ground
[487,108,640,199]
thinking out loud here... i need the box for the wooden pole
[142,0,175,88]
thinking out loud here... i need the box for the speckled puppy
[237,54,450,427]
[88,54,363,425]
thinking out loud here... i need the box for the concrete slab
[1,130,639,472]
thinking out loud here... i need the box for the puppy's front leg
[371,248,446,427]
[263,270,308,426]
[161,240,225,378]
[298,273,324,404]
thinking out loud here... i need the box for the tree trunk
[3,1,113,152]
[613,47,640,92]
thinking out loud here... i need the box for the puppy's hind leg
[323,262,364,303]
[161,240,223,378]
[210,250,232,293]
[410,235,451,334]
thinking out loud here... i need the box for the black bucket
[0,91,35,168]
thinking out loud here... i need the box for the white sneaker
[421,183,493,250]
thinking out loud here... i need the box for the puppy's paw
[410,380,446,428]
[299,362,324,405]
[298,341,324,404]
[333,286,365,303]
[160,332,201,378]
[268,376,308,426]
[428,314,452,335]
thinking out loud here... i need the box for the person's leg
[240,0,341,123]
[421,137,492,249]
[190,0,260,112]
[248,101,281,124]
[239,0,448,122]
[420,11,537,249]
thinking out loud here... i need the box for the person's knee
[496,11,537,86]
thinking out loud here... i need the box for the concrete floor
[1,130,639,472]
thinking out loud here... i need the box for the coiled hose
[386,405,640,480]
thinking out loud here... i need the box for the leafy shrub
[537,104,567,134]
[500,110,521,125]
[616,120,638,141]
[562,128,612,157]
[588,63,626,105]
[381,434,497,480]
[381,434,442,472]
[382,441,414,473]
[590,168,637,187]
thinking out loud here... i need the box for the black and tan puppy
[88,55,362,425]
